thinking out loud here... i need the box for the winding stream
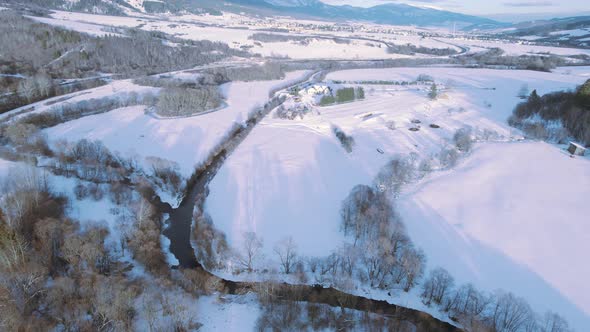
[157,70,462,332]
[162,70,320,268]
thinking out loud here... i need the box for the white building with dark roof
[568,142,586,156]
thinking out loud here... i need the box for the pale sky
[320,0,589,16]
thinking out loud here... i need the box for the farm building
[567,142,586,156]
[300,84,331,96]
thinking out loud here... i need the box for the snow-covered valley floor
[207,66,589,257]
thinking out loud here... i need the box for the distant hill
[501,16,590,48]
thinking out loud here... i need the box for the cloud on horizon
[503,1,554,7]
[321,0,583,14]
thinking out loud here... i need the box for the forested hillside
[0,10,249,113]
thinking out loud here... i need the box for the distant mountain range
[224,0,501,27]
[9,0,502,28]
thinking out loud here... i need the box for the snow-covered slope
[207,66,589,257]
[399,141,590,330]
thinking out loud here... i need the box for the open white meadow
[399,141,590,330]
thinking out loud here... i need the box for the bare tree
[141,292,161,332]
[0,224,27,271]
[454,126,474,152]
[238,231,263,272]
[448,283,490,321]
[0,166,49,237]
[421,267,455,306]
[539,311,571,332]
[439,147,459,168]
[399,246,426,292]
[374,156,416,197]
[127,198,167,274]
[489,290,535,332]
[274,236,297,274]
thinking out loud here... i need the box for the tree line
[320,87,365,106]
[387,43,458,56]
[509,80,590,145]
[456,48,568,72]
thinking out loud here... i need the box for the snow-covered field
[32,11,409,60]
[0,79,158,123]
[13,4,590,64]
[438,36,590,56]
[205,66,590,329]
[28,15,124,37]
[44,71,310,177]
[25,8,590,61]
[399,141,590,330]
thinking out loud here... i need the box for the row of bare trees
[419,267,571,332]
[255,296,417,332]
